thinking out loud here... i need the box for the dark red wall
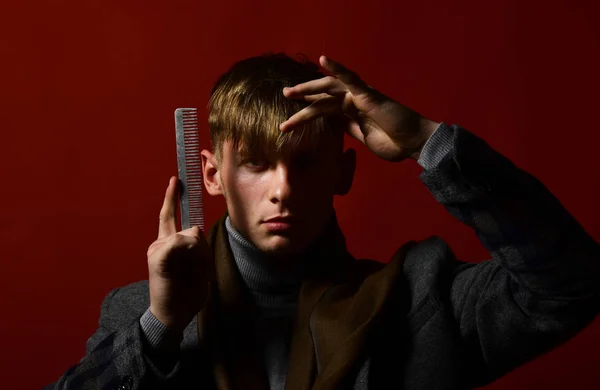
[1,0,598,388]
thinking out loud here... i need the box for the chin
[255,234,306,255]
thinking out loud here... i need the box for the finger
[175,226,213,264]
[283,76,347,99]
[280,96,341,132]
[178,225,203,239]
[158,176,178,239]
[347,120,365,143]
[319,56,370,97]
[301,93,331,103]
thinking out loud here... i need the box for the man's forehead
[227,129,342,158]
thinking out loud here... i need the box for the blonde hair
[208,53,338,162]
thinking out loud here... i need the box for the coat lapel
[198,215,270,390]
[284,216,357,390]
[309,245,412,390]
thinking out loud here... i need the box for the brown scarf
[197,214,413,390]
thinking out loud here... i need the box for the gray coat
[45,124,600,389]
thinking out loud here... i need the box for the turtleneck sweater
[225,217,302,389]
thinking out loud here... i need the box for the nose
[269,162,293,206]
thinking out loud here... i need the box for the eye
[242,157,269,170]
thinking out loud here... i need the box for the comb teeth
[174,108,204,231]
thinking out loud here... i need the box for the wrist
[141,307,183,353]
[149,305,188,335]
[410,118,440,161]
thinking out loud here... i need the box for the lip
[262,216,299,232]
[263,216,298,223]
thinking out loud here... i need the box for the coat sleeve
[418,123,600,385]
[43,284,201,390]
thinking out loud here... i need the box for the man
[46,53,599,390]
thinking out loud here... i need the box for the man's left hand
[281,55,439,162]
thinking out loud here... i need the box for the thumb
[178,226,211,259]
[179,225,203,239]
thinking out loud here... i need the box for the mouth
[262,216,299,233]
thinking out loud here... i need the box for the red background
[1,0,598,388]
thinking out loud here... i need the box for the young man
[47,53,599,390]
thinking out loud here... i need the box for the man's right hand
[146,176,212,334]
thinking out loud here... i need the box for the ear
[201,149,223,196]
[335,148,356,196]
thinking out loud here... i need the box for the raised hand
[146,176,212,333]
[280,55,439,162]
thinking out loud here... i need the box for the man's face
[203,130,354,255]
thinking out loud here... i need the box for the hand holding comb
[174,108,204,231]
[143,108,209,333]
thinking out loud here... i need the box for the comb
[174,108,204,231]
